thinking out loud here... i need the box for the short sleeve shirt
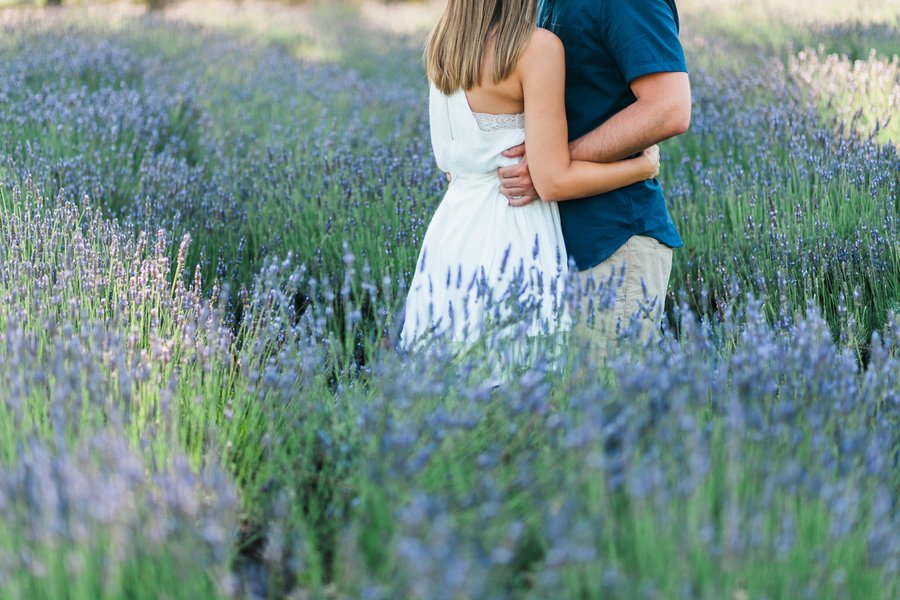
[538,0,687,270]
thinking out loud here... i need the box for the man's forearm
[570,72,692,163]
[569,98,681,163]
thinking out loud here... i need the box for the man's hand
[498,144,540,206]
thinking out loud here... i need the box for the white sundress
[400,83,571,360]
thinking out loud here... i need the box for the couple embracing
[401,0,691,367]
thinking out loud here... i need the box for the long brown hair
[426,0,537,95]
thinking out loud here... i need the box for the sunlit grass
[790,47,900,146]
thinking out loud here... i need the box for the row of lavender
[0,11,898,600]
[1,181,897,598]
[2,180,897,598]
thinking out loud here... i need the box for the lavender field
[0,0,897,598]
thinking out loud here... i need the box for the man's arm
[569,71,691,163]
[499,72,690,203]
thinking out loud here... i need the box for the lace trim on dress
[471,111,525,132]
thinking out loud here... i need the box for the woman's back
[427,27,555,177]
[428,84,525,177]
[461,32,527,115]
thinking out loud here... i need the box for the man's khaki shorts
[571,235,673,361]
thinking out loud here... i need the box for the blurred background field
[0,1,898,599]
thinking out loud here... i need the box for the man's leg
[572,235,673,361]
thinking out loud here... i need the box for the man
[500,0,691,358]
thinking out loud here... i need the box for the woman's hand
[638,145,660,180]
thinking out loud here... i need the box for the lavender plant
[325,293,900,600]
[0,182,240,464]
[0,431,238,599]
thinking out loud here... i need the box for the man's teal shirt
[537,0,687,270]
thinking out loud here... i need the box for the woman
[400,0,659,356]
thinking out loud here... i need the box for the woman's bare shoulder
[531,27,562,46]
[519,27,564,70]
